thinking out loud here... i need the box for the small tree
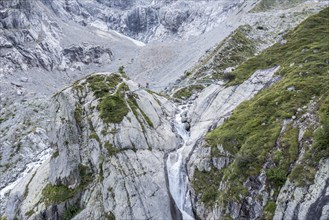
[118,66,125,74]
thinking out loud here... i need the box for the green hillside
[193,7,329,218]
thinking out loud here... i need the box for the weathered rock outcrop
[44,0,242,42]
[0,81,51,214]
[5,72,180,219]
[0,0,114,74]
[274,159,329,220]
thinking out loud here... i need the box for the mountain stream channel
[167,104,195,220]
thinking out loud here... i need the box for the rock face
[274,159,329,220]
[0,0,114,74]
[0,79,52,214]
[45,0,242,42]
[5,72,181,219]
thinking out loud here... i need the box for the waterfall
[166,104,194,220]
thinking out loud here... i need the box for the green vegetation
[42,164,92,205]
[267,125,299,188]
[74,103,83,128]
[89,132,101,146]
[105,212,116,220]
[25,210,35,217]
[86,73,130,124]
[42,184,76,204]
[263,201,276,219]
[24,171,37,198]
[87,74,122,98]
[101,128,108,136]
[52,150,59,158]
[127,94,154,127]
[192,168,223,205]
[228,6,329,86]
[192,26,255,81]
[193,7,329,206]
[211,27,255,80]
[63,204,81,220]
[173,85,204,100]
[98,93,129,124]
[118,66,128,79]
[290,96,329,186]
[251,0,306,12]
[97,83,129,123]
[104,141,122,156]
[98,152,105,181]
[79,164,93,186]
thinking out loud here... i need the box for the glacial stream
[166,104,194,220]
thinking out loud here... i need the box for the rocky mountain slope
[190,7,329,219]
[5,72,181,219]
[1,0,329,220]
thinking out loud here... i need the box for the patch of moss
[96,83,129,124]
[89,132,101,146]
[101,129,108,136]
[105,212,116,220]
[63,204,81,220]
[24,171,37,198]
[104,141,121,156]
[42,184,76,204]
[74,103,83,128]
[25,210,35,217]
[173,85,205,100]
[42,164,92,205]
[118,66,129,79]
[251,0,306,12]
[263,201,276,219]
[127,94,154,128]
[86,74,122,98]
[98,94,129,124]
[99,162,104,181]
[79,164,93,186]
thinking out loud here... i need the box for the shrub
[266,168,287,188]
[42,184,75,204]
[105,141,121,156]
[98,94,129,124]
[63,204,80,220]
[222,72,236,82]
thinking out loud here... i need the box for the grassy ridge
[251,0,307,12]
[189,26,255,82]
[193,7,329,208]
[86,74,129,124]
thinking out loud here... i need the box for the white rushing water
[167,105,194,220]
[0,147,52,200]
